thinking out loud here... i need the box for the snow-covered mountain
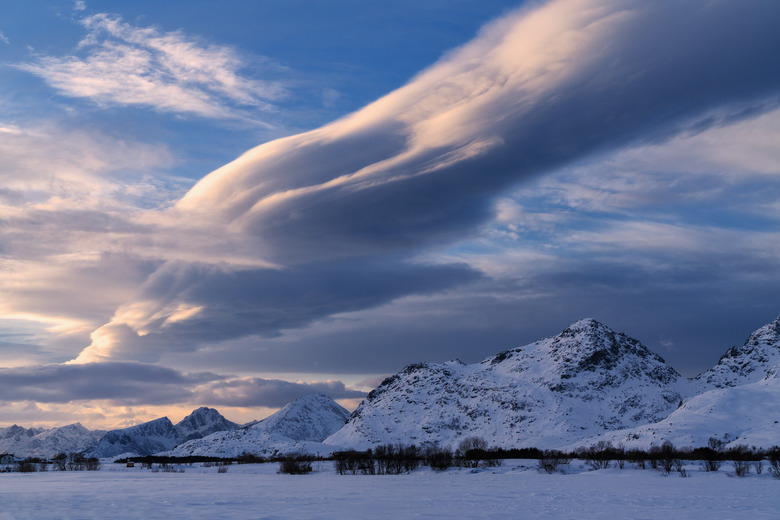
[87,417,182,459]
[174,407,238,441]
[695,315,780,388]
[570,365,780,451]
[325,319,692,450]
[165,393,349,458]
[0,423,104,459]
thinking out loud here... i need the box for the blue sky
[1,0,780,428]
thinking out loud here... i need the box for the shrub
[15,459,37,473]
[727,445,754,477]
[423,445,454,472]
[279,453,313,475]
[537,450,570,474]
[768,447,780,479]
[579,441,613,470]
[658,441,679,475]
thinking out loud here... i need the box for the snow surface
[0,461,778,519]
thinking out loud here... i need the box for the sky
[1,0,779,429]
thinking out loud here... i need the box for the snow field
[0,461,778,519]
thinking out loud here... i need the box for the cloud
[0,31,9,45]
[0,361,363,411]
[175,0,780,265]
[0,362,209,404]
[73,256,480,363]
[0,123,181,355]
[4,0,780,380]
[65,0,780,365]
[194,378,365,409]
[17,13,285,121]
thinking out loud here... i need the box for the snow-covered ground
[0,461,778,519]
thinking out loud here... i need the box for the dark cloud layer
[0,363,207,404]
[0,362,363,408]
[195,378,365,409]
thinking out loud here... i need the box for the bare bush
[537,450,570,474]
[658,441,679,475]
[768,447,780,479]
[279,453,313,475]
[15,459,37,473]
[579,441,613,470]
[423,445,454,472]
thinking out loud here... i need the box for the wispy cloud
[17,13,285,122]
[0,31,9,45]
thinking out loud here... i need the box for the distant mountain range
[164,393,350,458]
[2,316,778,459]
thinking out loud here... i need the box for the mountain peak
[696,315,780,388]
[327,319,687,450]
[175,407,238,441]
[486,319,680,387]
[255,393,349,441]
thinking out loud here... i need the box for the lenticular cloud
[74,0,780,363]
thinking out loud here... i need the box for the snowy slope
[695,315,780,388]
[570,366,780,450]
[87,417,182,459]
[0,423,104,459]
[325,319,692,450]
[175,407,238,441]
[165,393,349,458]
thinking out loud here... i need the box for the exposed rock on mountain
[175,407,238,441]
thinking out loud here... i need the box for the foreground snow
[1,462,778,519]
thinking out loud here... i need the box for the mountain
[0,425,45,448]
[175,407,238,441]
[87,417,182,459]
[695,315,780,388]
[325,319,692,450]
[165,393,349,458]
[569,365,780,451]
[0,423,104,459]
